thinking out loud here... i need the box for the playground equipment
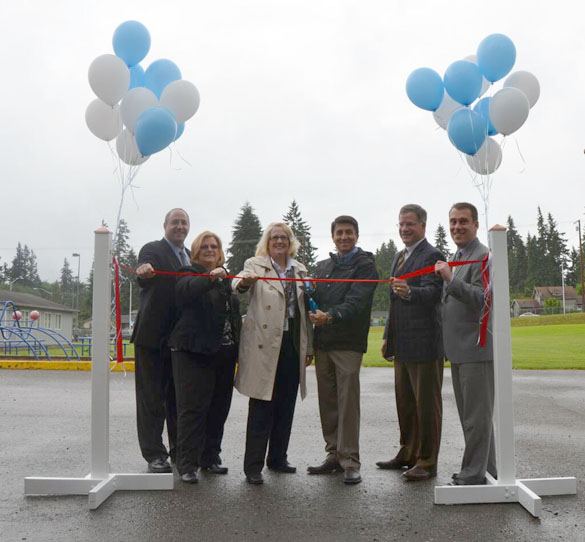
[0,301,80,360]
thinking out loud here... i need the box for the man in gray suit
[435,202,496,486]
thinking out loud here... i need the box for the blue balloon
[129,64,145,89]
[144,59,182,99]
[473,97,498,136]
[444,60,482,106]
[477,34,516,83]
[113,21,151,67]
[174,123,185,141]
[135,107,177,156]
[406,68,444,111]
[447,109,486,155]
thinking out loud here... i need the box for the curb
[0,360,135,372]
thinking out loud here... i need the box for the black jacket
[383,238,444,362]
[131,238,189,349]
[313,248,378,353]
[169,264,241,356]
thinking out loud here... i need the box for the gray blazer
[441,237,493,364]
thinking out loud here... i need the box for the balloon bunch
[85,20,200,240]
[406,33,539,179]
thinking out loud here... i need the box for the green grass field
[3,314,584,369]
[363,314,585,369]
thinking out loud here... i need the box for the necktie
[395,249,407,272]
[452,250,463,276]
[180,250,190,267]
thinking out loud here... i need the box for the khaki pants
[315,349,362,469]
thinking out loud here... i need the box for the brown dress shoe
[307,460,343,474]
[343,467,362,484]
[402,465,436,481]
[376,458,411,470]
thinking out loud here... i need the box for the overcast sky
[1,0,583,282]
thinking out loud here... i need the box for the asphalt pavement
[1,367,584,542]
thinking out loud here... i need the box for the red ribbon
[112,257,124,364]
[117,254,491,348]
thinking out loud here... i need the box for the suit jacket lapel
[161,238,181,271]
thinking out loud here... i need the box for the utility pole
[576,219,585,313]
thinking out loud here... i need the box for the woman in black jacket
[169,231,241,483]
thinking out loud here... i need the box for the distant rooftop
[0,290,77,313]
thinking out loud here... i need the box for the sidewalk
[1,368,583,542]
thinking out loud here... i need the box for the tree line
[2,204,582,325]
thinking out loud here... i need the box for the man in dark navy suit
[131,208,190,473]
[378,204,444,481]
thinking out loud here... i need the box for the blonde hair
[255,222,300,258]
[190,231,225,267]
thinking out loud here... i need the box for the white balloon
[489,87,530,136]
[120,87,159,133]
[116,129,149,165]
[85,99,122,141]
[466,137,502,175]
[504,70,540,108]
[463,54,491,98]
[433,93,466,130]
[88,54,130,106]
[160,80,200,123]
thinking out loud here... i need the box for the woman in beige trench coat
[232,222,313,485]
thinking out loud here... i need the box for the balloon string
[513,136,527,173]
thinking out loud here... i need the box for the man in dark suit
[131,208,190,473]
[377,204,444,481]
[435,202,496,485]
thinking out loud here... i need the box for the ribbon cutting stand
[434,226,576,517]
[25,227,173,509]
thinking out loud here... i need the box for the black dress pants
[244,331,300,476]
[135,345,177,463]
[172,345,237,475]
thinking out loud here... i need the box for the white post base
[434,474,576,517]
[24,473,173,510]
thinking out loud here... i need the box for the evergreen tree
[59,258,75,307]
[283,200,318,273]
[8,243,27,282]
[226,202,263,274]
[525,233,539,295]
[372,239,398,311]
[507,216,527,294]
[565,247,580,287]
[26,247,41,286]
[433,224,452,260]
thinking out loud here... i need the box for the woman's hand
[240,271,259,287]
[209,267,227,281]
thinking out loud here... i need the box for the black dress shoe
[267,461,297,473]
[180,471,199,484]
[148,457,172,473]
[343,467,362,484]
[376,458,411,470]
[246,473,264,485]
[307,460,343,474]
[202,463,228,474]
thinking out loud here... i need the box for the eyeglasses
[270,235,289,242]
[201,244,219,250]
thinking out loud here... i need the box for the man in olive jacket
[308,215,378,485]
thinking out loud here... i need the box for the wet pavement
[1,367,584,542]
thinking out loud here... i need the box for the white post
[90,227,111,478]
[434,225,576,516]
[489,226,516,485]
[24,227,173,509]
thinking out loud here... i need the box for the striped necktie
[395,249,407,272]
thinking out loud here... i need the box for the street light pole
[560,261,566,315]
[576,220,585,313]
[9,276,24,291]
